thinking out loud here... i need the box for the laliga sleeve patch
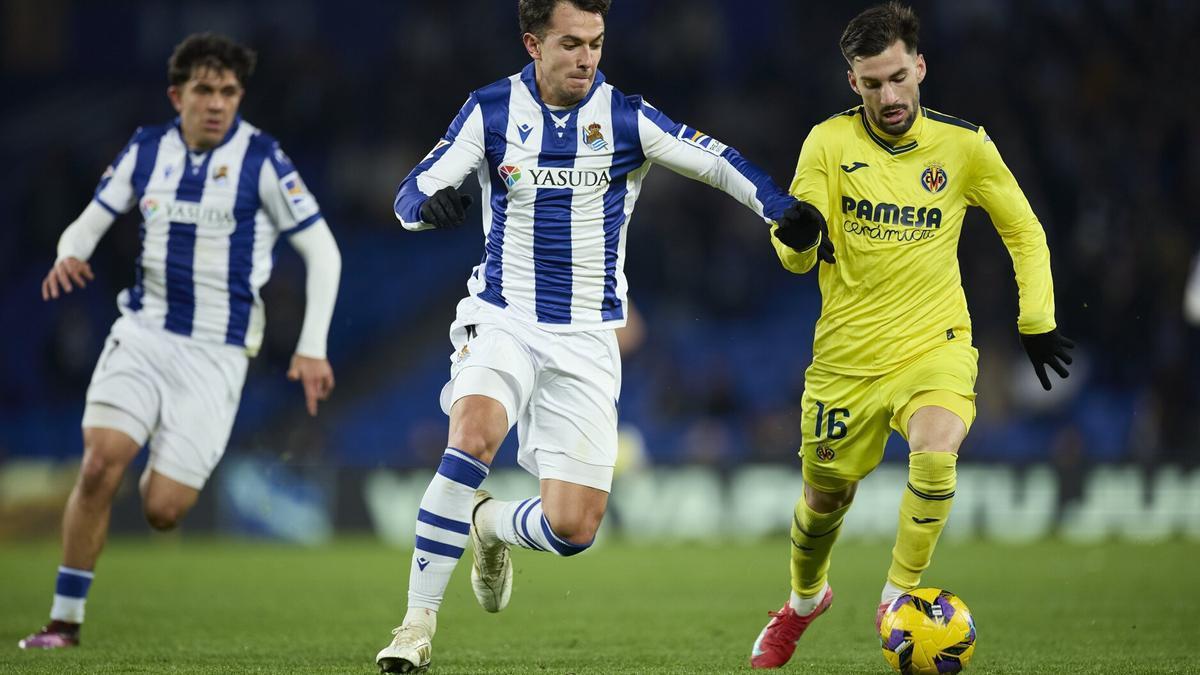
[676,125,728,157]
[278,171,319,223]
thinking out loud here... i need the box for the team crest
[815,444,836,462]
[498,164,522,188]
[582,123,608,151]
[212,165,229,184]
[921,163,948,193]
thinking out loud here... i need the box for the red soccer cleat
[750,586,834,669]
[876,599,892,634]
[17,621,80,649]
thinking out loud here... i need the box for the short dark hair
[167,32,257,87]
[519,0,611,39]
[839,2,920,64]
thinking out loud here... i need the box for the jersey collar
[859,106,924,155]
[520,62,606,114]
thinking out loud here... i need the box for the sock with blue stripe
[407,448,490,611]
[49,566,94,624]
[485,497,592,557]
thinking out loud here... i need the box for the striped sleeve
[635,99,795,222]
[394,94,487,231]
[93,130,142,216]
[260,140,323,235]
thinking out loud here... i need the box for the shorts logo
[582,123,608,151]
[455,344,471,364]
[921,163,948,193]
[815,444,835,461]
[498,164,522,188]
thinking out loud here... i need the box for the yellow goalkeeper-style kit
[773,106,1056,490]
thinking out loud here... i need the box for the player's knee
[805,482,856,513]
[77,450,127,499]
[545,509,603,553]
[908,437,959,455]
[142,500,186,531]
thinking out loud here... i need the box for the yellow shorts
[799,340,978,493]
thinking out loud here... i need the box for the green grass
[1,537,1197,673]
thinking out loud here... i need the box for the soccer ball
[879,587,976,674]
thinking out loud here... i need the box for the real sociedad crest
[921,163,948,193]
[582,123,608,151]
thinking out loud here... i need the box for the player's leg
[472,326,617,564]
[377,392,507,673]
[879,341,977,629]
[882,400,967,615]
[138,469,200,531]
[21,324,157,650]
[752,368,889,669]
[379,321,533,672]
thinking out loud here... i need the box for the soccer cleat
[876,599,892,634]
[376,624,432,673]
[18,621,80,649]
[750,586,834,669]
[470,489,512,613]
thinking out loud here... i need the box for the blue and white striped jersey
[395,64,796,331]
[93,116,322,355]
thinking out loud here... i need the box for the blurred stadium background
[2,0,1198,583]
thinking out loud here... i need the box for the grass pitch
[1,537,1196,673]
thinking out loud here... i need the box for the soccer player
[748,3,1074,668]
[374,0,820,670]
[18,33,341,650]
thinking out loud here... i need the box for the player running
[19,33,341,650]
[374,0,821,671]
[749,2,1073,668]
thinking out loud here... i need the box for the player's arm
[43,131,142,300]
[635,100,830,259]
[261,143,341,416]
[967,127,1073,389]
[772,125,836,275]
[393,94,487,231]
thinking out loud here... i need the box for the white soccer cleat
[376,623,432,673]
[470,489,513,613]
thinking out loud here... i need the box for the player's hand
[42,257,95,300]
[1019,329,1074,391]
[775,201,835,264]
[288,354,335,416]
[419,186,474,229]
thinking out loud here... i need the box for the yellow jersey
[773,106,1056,376]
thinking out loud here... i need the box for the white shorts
[81,316,248,490]
[439,298,621,492]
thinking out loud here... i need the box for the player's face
[524,2,605,107]
[168,67,244,151]
[848,40,926,136]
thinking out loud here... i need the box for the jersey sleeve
[635,99,795,223]
[393,94,487,231]
[260,141,324,235]
[771,125,831,275]
[93,130,142,216]
[964,127,1057,334]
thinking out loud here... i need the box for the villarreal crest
[920,164,948,193]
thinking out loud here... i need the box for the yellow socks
[887,450,957,590]
[789,496,851,598]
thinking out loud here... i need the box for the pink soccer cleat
[750,586,834,669]
[17,621,80,649]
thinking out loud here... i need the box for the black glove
[1019,329,1075,391]
[774,201,835,264]
[419,186,474,228]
